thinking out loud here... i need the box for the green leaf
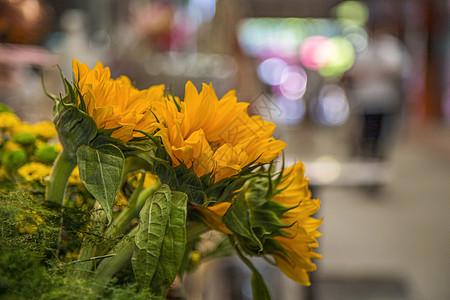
[177,172,206,206]
[222,177,292,255]
[205,173,255,204]
[132,185,171,289]
[77,144,124,223]
[132,185,187,298]
[222,192,263,252]
[250,209,290,234]
[152,157,179,188]
[251,270,272,300]
[150,191,187,296]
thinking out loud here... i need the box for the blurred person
[346,20,410,160]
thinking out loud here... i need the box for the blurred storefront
[1,0,448,124]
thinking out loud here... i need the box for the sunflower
[271,161,322,286]
[195,161,322,286]
[153,81,286,181]
[72,59,165,142]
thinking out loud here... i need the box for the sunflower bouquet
[0,59,321,299]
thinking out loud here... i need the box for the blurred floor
[279,121,450,300]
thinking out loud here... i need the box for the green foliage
[223,177,289,256]
[132,185,171,288]
[251,271,272,300]
[0,188,157,299]
[34,65,317,299]
[223,191,264,252]
[0,190,58,299]
[176,168,207,206]
[77,144,124,224]
[132,185,187,298]
[149,191,187,295]
[54,106,97,161]
[0,245,49,299]
[231,237,273,300]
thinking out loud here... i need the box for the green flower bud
[13,132,37,145]
[54,106,97,161]
[35,144,59,164]
[2,149,27,172]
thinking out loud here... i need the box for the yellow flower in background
[271,161,322,287]
[141,172,159,188]
[55,143,63,153]
[115,191,128,210]
[154,81,286,181]
[68,166,82,186]
[0,167,9,180]
[29,121,58,140]
[3,140,22,152]
[127,171,160,189]
[18,162,52,184]
[72,59,165,142]
[10,122,33,135]
[0,112,20,130]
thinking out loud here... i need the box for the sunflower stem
[104,180,162,238]
[45,149,76,205]
[45,149,76,257]
[230,236,259,275]
[92,227,138,296]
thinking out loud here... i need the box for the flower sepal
[54,105,97,162]
[222,177,291,255]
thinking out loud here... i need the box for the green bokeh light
[336,1,369,27]
[319,37,355,78]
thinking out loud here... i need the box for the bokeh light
[272,95,306,125]
[308,156,342,184]
[312,84,350,126]
[237,18,269,56]
[299,35,332,70]
[257,57,288,85]
[279,65,308,99]
[335,0,369,27]
[342,23,368,52]
[318,36,355,78]
[187,0,217,25]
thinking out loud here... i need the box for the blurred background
[0,0,449,299]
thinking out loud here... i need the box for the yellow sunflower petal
[270,161,322,287]
[72,59,164,143]
[195,202,232,234]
